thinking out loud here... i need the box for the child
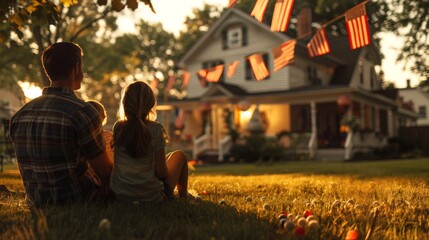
[110,81,189,203]
[87,100,114,163]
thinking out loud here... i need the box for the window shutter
[222,30,228,50]
[245,57,252,80]
[242,26,248,46]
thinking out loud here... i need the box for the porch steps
[315,148,345,161]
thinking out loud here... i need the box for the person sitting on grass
[110,81,190,203]
[9,42,112,207]
[87,100,114,163]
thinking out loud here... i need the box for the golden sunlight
[18,81,42,100]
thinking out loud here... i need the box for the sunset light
[18,81,42,100]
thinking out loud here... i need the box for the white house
[163,8,417,161]
[399,84,429,126]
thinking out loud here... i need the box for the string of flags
[188,0,372,85]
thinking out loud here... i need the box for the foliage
[176,4,223,62]
[1,159,429,239]
[383,0,428,78]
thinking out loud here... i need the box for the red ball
[303,210,312,218]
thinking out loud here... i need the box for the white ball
[308,220,320,231]
[284,220,295,232]
[246,196,253,202]
[297,217,307,227]
[306,215,317,222]
[98,218,111,231]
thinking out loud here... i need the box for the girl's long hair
[114,81,157,158]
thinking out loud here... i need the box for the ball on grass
[284,220,295,232]
[263,203,271,211]
[246,196,253,202]
[307,220,319,232]
[98,218,111,231]
[345,230,359,240]
[297,217,307,228]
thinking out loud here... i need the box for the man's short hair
[41,42,83,82]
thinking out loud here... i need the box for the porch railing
[192,133,211,159]
[218,135,232,162]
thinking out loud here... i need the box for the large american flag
[206,64,224,82]
[307,28,331,57]
[271,0,295,32]
[248,54,270,81]
[250,0,269,22]
[345,3,371,49]
[272,40,296,72]
[197,69,208,87]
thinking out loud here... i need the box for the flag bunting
[250,0,269,22]
[271,0,295,32]
[273,39,296,72]
[345,3,371,49]
[227,61,240,78]
[307,28,331,57]
[248,54,270,81]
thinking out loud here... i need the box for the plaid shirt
[10,87,105,206]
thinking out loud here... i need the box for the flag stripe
[248,54,269,81]
[307,28,330,57]
[227,61,239,78]
[273,40,296,72]
[164,75,175,93]
[271,0,295,32]
[227,0,237,8]
[181,71,190,90]
[251,0,269,22]
[345,4,371,49]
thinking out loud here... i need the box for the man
[9,42,112,207]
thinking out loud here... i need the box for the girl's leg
[165,150,188,198]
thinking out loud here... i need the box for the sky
[116,0,422,88]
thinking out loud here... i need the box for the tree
[383,0,428,78]
[176,4,223,61]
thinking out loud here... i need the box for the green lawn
[1,159,428,239]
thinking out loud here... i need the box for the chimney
[406,79,411,88]
[297,7,312,39]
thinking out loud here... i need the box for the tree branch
[69,8,110,42]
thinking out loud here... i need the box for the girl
[110,81,189,203]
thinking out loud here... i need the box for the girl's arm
[154,148,167,179]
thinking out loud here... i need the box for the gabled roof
[200,82,247,101]
[178,8,289,68]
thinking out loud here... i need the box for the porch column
[388,108,397,137]
[344,105,354,160]
[308,101,317,159]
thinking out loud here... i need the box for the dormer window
[227,27,242,48]
[222,25,247,50]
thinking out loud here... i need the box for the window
[307,66,320,85]
[201,60,225,86]
[245,53,269,81]
[222,26,247,50]
[418,106,427,118]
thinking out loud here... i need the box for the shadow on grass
[0,198,281,240]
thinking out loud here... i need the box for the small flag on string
[228,0,237,8]
[345,3,371,50]
[250,0,269,22]
[248,54,270,81]
[164,74,175,94]
[272,39,296,72]
[181,71,190,90]
[197,69,208,87]
[205,64,224,82]
[307,28,331,57]
[227,61,240,78]
[271,0,295,32]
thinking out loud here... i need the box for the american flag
[345,3,371,50]
[181,71,190,90]
[164,74,175,94]
[272,40,296,72]
[307,28,331,57]
[271,0,295,32]
[248,54,270,81]
[228,0,237,8]
[196,69,208,87]
[227,61,240,78]
[205,64,224,82]
[250,0,269,23]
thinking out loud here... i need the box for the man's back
[10,87,105,206]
